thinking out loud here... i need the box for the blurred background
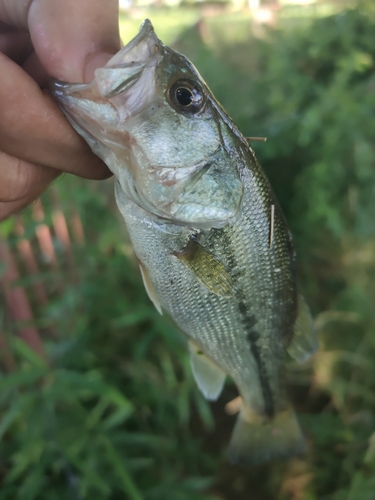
[1,0,375,498]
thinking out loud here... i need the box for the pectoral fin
[189,341,226,401]
[287,295,318,363]
[174,238,233,296]
[138,261,162,315]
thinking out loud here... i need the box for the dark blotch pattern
[221,232,275,418]
[246,330,275,418]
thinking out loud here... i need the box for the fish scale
[52,18,317,465]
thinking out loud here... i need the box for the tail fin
[228,406,306,466]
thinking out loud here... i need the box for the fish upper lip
[50,79,89,96]
[50,80,65,92]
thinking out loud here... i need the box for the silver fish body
[52,20,317,465]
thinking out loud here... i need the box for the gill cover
[52,20,244,229]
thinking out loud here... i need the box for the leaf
[0,218,14,238]
[193,391,214,432]
[0,368,47,394]
[102,406,133,430]
[62,450,111,496]
[100,436,143,500]
[16,466,47,500]
[12,338,47,369]
[0,396,31,440]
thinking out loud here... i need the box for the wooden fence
[0,197,85,370]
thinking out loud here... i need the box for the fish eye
[175,87,193,106]
[168,80,204,113]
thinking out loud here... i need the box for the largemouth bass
[52,20,318,465]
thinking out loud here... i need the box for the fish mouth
[50,20,164,165]
[51,19,162,102]
[51,80,89,97]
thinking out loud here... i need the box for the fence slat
[0,239,45,358]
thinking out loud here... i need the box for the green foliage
[2,2,375,498]
[0,177,219,499]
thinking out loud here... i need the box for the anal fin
[138,260,162,315]
[189,341,226,401]
[287,295,318,363]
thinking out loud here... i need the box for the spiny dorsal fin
[287,295,318,363]
[174,238,233,297]
[189,341,226,401]
[138,260,162,315]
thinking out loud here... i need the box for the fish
[51,19,318,465]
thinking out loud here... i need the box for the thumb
[27,0,121,82]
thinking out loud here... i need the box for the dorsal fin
[287,295,318,363]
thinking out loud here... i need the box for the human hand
[0,0,121,221]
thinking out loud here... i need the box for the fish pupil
[175,88,193,106]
